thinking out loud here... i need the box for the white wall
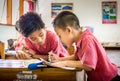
[37,0,120,42]
[0,26,17,48]
[0,0,6,24]
[74,0,120,43]
[0,0,120,48]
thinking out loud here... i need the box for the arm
[14,35,48,60]
[51,60,92,71]
[15,49,49,60]
[31,54,48,60]
[59,54,75,61]
[49,53,75,62]
[65,60,92,71]
[15,45,49,60]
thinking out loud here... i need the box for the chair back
[0,41,5,59]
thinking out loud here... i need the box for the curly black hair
[15,12,45,37]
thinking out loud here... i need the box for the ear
[66,26,72,34]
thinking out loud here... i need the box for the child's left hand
[48,51,60,62]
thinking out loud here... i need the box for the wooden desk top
[102,42,120,50]
[0,59,78,81]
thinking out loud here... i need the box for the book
[23,59,41,67]
[54,66,76,70]
[39,58,76,70]
[0,59,76,70]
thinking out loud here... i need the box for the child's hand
[48,51,60,62]
[16,50,33,59]
[39,58,51,66]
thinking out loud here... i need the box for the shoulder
[46,30,56,36]
[46,30,58,41]
[17,35,34,46]
[77,33,96,49]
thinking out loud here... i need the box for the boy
[50,11,120,81]
[15,12,69,60]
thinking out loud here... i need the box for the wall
[37,0,120,42]
[0,26,17,49]
[0,0,120,48]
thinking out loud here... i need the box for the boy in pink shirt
[50,11,120,81]
[14,12,69,60]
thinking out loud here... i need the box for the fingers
[16,50,31,59]
[22,46,29,52]
[48,51,54,62]
[16,51,25,59]
[49,54,53,62]
[21,46,31,57]
[48,52,60,63]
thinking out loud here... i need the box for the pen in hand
[38,58,51,66]
[48,51,53,63]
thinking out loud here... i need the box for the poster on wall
[51,3,73,18]
[102,1,117,24]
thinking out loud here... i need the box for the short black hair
[53,11,80,30]
[15,12,45,37]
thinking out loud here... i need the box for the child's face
[54,27,74,48]
[27,29,46,45]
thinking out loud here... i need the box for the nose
[36,37,43,44]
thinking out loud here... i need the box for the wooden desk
[0,60,78,81]
[103,45,120,50]
[102,42,120,50]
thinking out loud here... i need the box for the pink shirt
[15,30,69,57]
[75,29,118,81]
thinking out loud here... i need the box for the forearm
[65,60,92,71]
[59,54,76,61]
[32,54,48,60]
[65,60,83,69]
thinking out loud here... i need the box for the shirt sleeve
[14,35,24,51]
[80,38,98,70]
[14,35,36,54]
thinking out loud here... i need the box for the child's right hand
[48,52,60,62]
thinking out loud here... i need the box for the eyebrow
[30,37,36,40]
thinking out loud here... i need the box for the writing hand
[48,51,60,62]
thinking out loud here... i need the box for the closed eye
[39,33,43,37]
[30,37,36,41]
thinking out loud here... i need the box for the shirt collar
[76,29,91,48]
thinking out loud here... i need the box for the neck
[74,28,82,43]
